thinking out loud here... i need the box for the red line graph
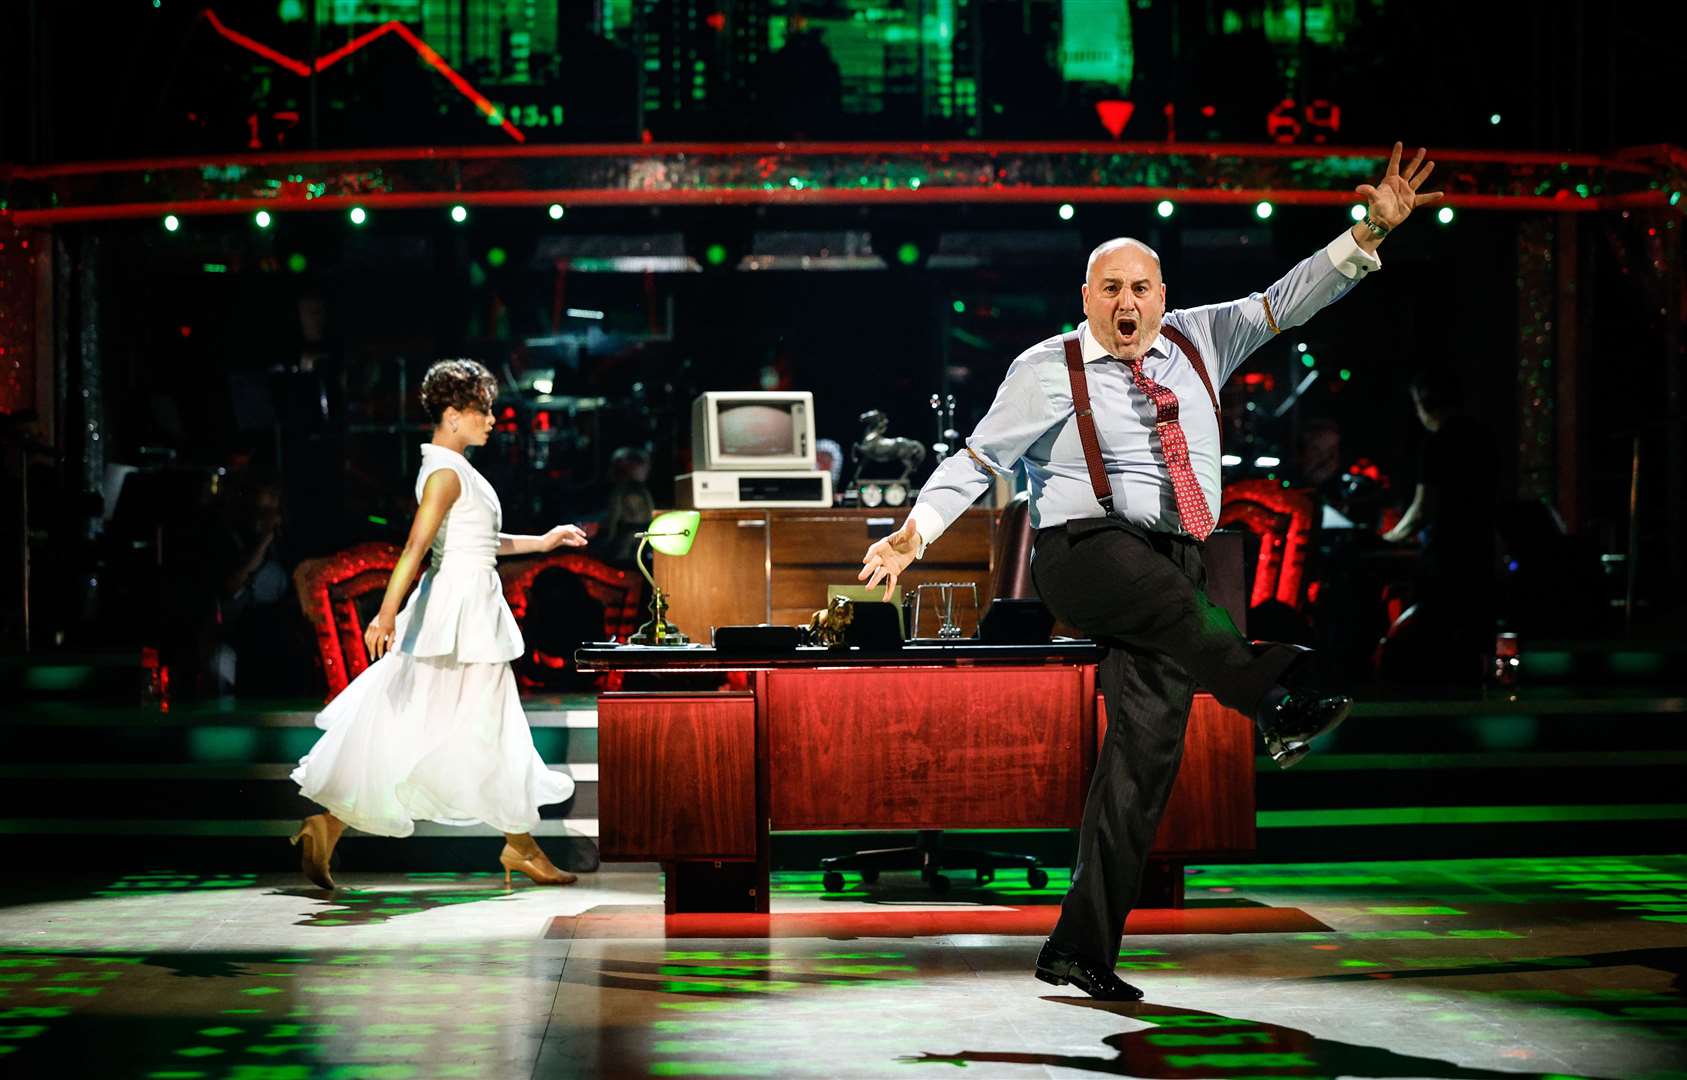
[202,9,525,144]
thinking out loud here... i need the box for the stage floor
[0,855,1682,1079]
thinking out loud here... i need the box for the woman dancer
[290,359,586,889]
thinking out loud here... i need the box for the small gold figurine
[804,596,855,647]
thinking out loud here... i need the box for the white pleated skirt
[291,649,573,837]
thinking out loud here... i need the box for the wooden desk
[578,643,1256,913]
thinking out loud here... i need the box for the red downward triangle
[1095,100,1135,139]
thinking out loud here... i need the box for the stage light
[952,300,966,314]
[1339,368,1353,381]
[1437,206,1455,225]
[1489,113,1502,125]
[349,207,367,225]
[486,247,507,267]
[1296,342,1308,352]
[548,203,565,220]
[163,214,180,232]
[1255,201,1274,219]
[1156,200,1175,218]
[1220,454,1242,467]
[286,253,308,273]
[450,205,468,223]
[1672,192,1682,207]
[254,210,272,229]
[896,242,921,266]
[1254,455,1281,468]
[1350,204,1367,221]
[704,242,729,267]
[1301,353,1316,368]
[1058,203,1075,221]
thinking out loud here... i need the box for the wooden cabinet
[653,509,769,638]
[654,507,997,643]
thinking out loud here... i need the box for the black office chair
[820,492,1053,894]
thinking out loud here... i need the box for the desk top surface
[575,640,1102,671]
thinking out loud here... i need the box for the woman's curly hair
[419,359,498,424]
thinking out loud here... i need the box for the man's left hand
[1356,141,1445,233]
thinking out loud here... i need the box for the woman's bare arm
[365,469,460,660]
[498,525,589,556]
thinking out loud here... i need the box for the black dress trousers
[1031,516,1303,968]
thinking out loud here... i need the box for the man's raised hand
[1355,142,1445,231]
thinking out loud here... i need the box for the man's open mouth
[1117,317,1138,337]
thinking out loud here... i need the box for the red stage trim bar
[3,140,1641,178]
[546,905,1329,940]
[5,141,1676,225]
[8,188,1669,227]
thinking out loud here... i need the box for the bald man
[862,144,1444,1000]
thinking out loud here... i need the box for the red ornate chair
[1218,480,1317,611]
[292,542,404,701]
[499,552,642,690]
[295,546,643,701]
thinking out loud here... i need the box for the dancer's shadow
[271,884,520,927]
[902,999,1614,1079]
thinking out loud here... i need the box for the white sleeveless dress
[291,444,574,837]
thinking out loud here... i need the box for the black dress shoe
[1257,692,1352,768]
[1034,941,1144,1001]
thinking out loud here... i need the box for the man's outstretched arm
[1178,141,1446,385]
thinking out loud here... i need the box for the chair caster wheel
[928,873,951,895]
[1028,868,1049,889]
[860,869,880,885]
[975,868,995,885]
[822,871,846,893]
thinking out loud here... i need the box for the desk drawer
[598,692,758,861]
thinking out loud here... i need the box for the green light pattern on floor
[1258,803,1687,827]
[0,856,1682,1078]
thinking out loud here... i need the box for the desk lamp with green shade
[629,509,701,646]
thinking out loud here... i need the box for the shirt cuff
[1325,229,1382,280]
[908,503,947,558]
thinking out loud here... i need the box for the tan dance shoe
[289,814,339,890]
[499,839,576,886]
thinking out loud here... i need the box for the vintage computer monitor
[678,391,832,507]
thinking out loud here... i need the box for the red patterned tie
[1126,357,1216,541]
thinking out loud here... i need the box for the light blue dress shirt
[909,230,1381,551]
